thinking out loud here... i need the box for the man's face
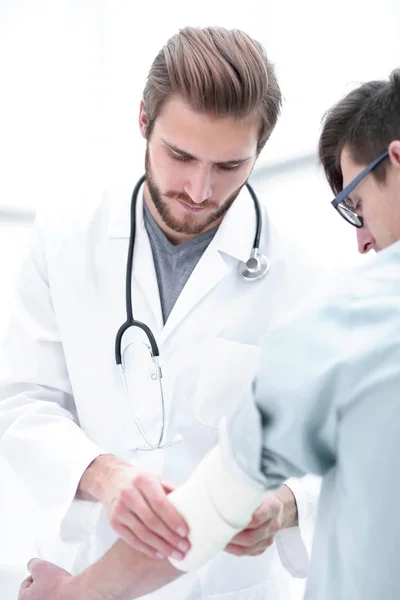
[139,95,259,237]
[340,144,400,254]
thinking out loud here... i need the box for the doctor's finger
[161,479,176,494]
[248,495,282,526]
[134,475,189,537]
[117,510,187,560]
[225,536,275,556]
[229,520,279,547]
[119,491,191,554]
[115,522,171,560]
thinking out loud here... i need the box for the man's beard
[144,147,245,236]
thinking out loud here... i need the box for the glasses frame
[331,150,389,228]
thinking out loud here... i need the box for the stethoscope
[115,175,269,451]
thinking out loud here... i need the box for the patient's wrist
[73,568,122,600]
[167,445,266,572]
[60,576,94,600]
[205,445,266,528]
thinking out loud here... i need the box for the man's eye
[343,197,355,210]
[344,196,362,212]
[217,163,241,172]
[170,152,190,162]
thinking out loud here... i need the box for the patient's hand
[18,559,79,600]
[225,492,283,557]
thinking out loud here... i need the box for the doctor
[1,26,321,600]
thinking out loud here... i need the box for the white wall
[1,0,399,212]
[2,0,394,298]
[258,0,400,163]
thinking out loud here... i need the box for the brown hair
[319,68,400,195]
[143,26,282,153]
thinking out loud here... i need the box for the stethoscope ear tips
[238,250,270,281]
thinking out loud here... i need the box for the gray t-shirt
[143,202,218,323]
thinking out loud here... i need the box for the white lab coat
[0,179,323,599]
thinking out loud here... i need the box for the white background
[0,0,399,578]
[1,0,399,318]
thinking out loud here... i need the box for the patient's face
[341,143,400,253]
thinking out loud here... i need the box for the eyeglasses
[331,150,389,228]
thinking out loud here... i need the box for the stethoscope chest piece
[238,251,270,281]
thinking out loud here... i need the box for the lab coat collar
[106,178,141,239]
[210,182,259,264]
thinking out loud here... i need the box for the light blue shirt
[222,240,400,600]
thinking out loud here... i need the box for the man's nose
[356,226,375,254]
[184,168,212,204]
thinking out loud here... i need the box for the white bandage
[167,445,265,572]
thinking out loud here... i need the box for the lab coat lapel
[106,179,164,337]
[159,184,257,343]
[133,211,164,334]
[159,247,229,343]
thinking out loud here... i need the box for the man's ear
[388,140,400,170]
[139,100,149,139]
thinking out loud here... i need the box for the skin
[340,141,400,254]
[18,549,180,600]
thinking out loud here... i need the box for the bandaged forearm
[167,445,266,572]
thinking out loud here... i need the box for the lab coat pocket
[192,337,261,428]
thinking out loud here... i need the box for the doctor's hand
[224,491,284,557]
[80,455,191,562]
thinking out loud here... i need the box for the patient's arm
[74,539,181,599]
[20,541,181,600]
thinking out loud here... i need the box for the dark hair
[319,68,400,194]
[143,26,282,153]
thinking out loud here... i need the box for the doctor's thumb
[162,479,177,494]
[27,558,70,579]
